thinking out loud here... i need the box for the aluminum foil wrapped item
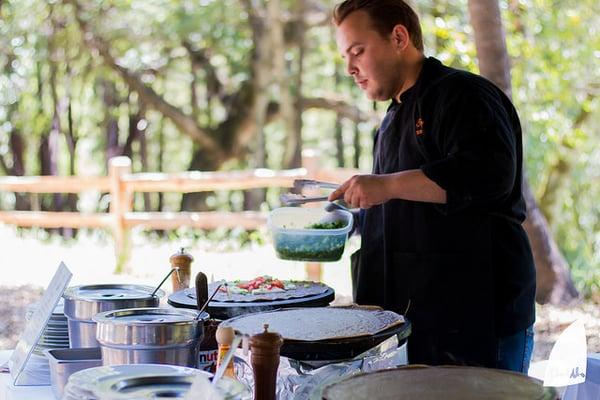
[233,335,406,400]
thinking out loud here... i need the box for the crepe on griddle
[222,307,404,341]
[321,366,550,400]
[185,281,329,303]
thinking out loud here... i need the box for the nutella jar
[197,319,219,373]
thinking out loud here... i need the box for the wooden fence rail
[0,152,360,275]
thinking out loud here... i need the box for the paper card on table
[543,319,587,387]
[8,262,72,386]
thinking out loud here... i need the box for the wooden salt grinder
[250,324,283,400]
[169,248,193,292]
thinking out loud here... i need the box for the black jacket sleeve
[420,80,518,214]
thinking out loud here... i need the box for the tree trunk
[282,0,306,169]
[102,79,121,165]
[46,30,64,213]
[63,96,78,238]
[467,0,578,304]
[8,131,30,211]
[242,0,276,210]
[334,61,345,168]
[137,110,151,212]
[157,119,165,212]
[181,146,221,211]
[522,178,579,304]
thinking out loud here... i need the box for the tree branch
[302,96,379,124]
[182,41,224,100]
[66,0,224,159]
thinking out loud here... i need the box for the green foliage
[413,0,600,296]
[1,0,599,293]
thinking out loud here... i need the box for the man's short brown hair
[333,0,424,52]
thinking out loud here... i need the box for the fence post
[109,157,133,274]
[301,149,323,282]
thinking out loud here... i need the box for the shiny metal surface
[44,347,102,399]
[66,319,99,348]
[93,307,208,368]
[63,284,164,348]
[100,346,199,367]
[63,363,249,400]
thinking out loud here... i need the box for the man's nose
[346,60,357,76]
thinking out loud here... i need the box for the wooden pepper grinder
[250,324,283,400]
[169,248,193,292]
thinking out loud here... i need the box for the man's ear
[391,24,410,51]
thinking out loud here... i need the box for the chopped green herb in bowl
[305,220,347,230]
[268,207,353,262]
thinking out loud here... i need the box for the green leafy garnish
[305,220,346,230]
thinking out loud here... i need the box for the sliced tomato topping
[271,280,285,289]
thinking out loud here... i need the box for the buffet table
[1,339,407,400]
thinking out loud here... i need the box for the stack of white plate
[23,300,70,383]
[26,300,70,356]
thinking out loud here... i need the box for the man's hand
[329,170,447,208]
[328,174,391,209]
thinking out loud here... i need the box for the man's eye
[353,49,363,56]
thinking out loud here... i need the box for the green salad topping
[304,220,346,230]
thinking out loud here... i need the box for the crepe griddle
[282,320,411,361]
[223,307,411,362]
[168,285,335,320]
[315,365,558,400]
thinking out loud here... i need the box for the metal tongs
[292,179,340,191]
[280,179,341,206]
[280,193,329,205]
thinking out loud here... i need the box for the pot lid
[93,307,207,325]
[65,364,248,400]
[63,284,164,302]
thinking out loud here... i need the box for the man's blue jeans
[496,325,535,373]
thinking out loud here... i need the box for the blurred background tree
[1,0,599,300]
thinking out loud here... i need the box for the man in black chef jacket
[330,0,536,373]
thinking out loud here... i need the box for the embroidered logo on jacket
[416,118,425,136]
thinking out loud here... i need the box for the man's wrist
[382,172,406,201]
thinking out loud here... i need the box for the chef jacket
[352,56,536,368]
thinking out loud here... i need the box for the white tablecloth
[0,350,55,400]
[563,353,600,400]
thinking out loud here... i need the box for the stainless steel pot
[63,284,164,348]
[93,307,209,368]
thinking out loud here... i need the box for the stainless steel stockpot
[93,307,209,368]
[63,284,164,348]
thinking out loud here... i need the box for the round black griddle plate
[168,287,335,320]
[315,365,557,400]
[280,319,411,362]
